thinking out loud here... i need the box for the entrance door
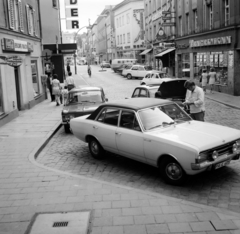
[14,67,21,110]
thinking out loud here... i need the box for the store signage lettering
[2,38,33,52]
[65,0,79,29]
[0,55,23,67]
[189,36,231,48]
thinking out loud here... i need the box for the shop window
[26,4,37,36]
[7,0,24,32]
[182,54,190,78]
[31,61,39,97]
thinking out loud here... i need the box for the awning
[139,49,152,55]
[155,48,175,57]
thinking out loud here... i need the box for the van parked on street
[111,59,137,73]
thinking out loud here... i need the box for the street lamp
[74,25,91,75]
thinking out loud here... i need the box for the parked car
[140,71,168,85]
[131,78,189,112]
[62,86,108,133]
[70,98,240,185]
[125,65,159,79]
[122,64,134,77]
[100,62,111,68]
[111,58,137,73]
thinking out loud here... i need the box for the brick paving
[37,66,240,215]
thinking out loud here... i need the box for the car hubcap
[91,141,99,155]
[166,163,182,180]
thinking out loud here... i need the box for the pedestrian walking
[65,72,75,91]
[88,65,91,77]
[183,80,205,122]
[201,69,208,93]
[46,74,55,102]
[52,74,61,106]
[66,63,71,75]
[62,86,69,106]
[208,67,217,93]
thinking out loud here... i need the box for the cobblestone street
[37,66,240,214]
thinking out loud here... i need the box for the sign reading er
[65,0,79,29]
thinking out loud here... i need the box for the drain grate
[52,221,69,227]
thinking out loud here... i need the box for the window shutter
[18,0,24,32]
[26,4,31,34]
[7,0,15,29]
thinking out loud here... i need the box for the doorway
[14,67,21,110]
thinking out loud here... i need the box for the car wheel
[159,157,186,185]
[64,124,71,133]
[88,137,105,159]
[127,74,132,79]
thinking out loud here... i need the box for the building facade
[0,0,43,127]
[113,0,145,62]
[175,0,240,96]
[144,0,176,75]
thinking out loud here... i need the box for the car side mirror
[105,98,108,102]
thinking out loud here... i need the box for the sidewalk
[0,94,240,234]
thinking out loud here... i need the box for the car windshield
[68,90,104,104]
[138,103,191,131]
[144,66,153,71]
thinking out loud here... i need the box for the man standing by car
[183,80,205,121]
[65,72,75,91]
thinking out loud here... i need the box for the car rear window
[69,91,103,104]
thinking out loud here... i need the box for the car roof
[99,98,171,111]
[69,86,103,93]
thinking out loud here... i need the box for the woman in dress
[208,68,217,93]
[201,69,208,93]
[51,74,61,106]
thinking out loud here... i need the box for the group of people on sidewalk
[200,67,217,94]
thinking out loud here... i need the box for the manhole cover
[26,211,91,234]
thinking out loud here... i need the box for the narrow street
[37,65,240,213]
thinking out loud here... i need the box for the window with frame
[178,16,182,36]
[127,13,130,23]
[97,108,119,126]
[26,4,37,36]
[117,35,119,45]
[120,35,122,44]
[145,3,148,15]
[209,4,213,29]
[186,13,189,34]
[193,9,198,33]
[127,33,130,43]
[224,0,230,26]
[122,15,124,25]
[52,0,57,8]
[120,111,141,131]
[123,34,125,44]
[7,0,24,32]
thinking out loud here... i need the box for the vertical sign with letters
[65,0,79,29]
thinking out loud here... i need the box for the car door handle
[93,126,98,129]
[115,132,121,135]
[144,139,151,142]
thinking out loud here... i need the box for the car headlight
[196,152,208,163]
[212,150,218,160]
[235,140,240,151]
[232,143,238,153]
[63,110,69,114]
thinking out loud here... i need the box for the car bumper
[191,152,240,170]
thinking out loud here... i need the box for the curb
[206,96,240,110]
[29,124,240,219]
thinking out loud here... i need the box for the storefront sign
[0,55,23,67]
[2,38,33,52]
[189,36,231,48]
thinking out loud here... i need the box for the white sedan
[70,98,240,185]
[140,72,170,85]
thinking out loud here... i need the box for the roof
[69,86,103,93]
[99,98,171,111]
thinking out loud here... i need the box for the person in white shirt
[65,72,75,91]
[183,80,205,122]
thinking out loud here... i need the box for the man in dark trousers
[66,63,71,75]
[46,74,54,102]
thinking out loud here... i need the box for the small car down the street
[62,86,107,133]
[140,71,167,85]
[70,98,240,185]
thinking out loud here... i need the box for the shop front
[176,31,240,95]
[0,36,43,127]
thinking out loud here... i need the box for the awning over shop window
[139,49,152,55]
[155,48,175,57]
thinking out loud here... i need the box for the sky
[60,0,123,33]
